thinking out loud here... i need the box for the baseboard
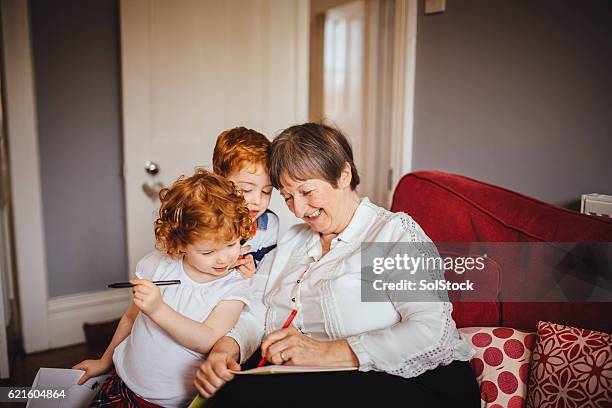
[48,289,130,349]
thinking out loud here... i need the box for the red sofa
[390,171,612,333]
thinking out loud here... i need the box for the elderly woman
[194,123,479,407]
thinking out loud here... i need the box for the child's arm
[73,301,140,384]
[154,299,245,354]
[131,278,245,354]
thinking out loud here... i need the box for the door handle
[142,181,164,200]
[145,160,160,175]
[142,160,163,200]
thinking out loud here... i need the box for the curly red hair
[213,127,271,177]
[154,168,251,256]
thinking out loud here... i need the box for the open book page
[26,368,109,408]
[187,395,206,408]
[230,365,358,375]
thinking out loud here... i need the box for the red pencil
[257,309,298,367]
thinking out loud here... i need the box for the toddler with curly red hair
[74,169,253,408]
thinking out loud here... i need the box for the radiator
[581,193,612,218]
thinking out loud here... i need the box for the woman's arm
[259,303,464,379]
[193,296,270,398]
[194,336,242,398]
[211,335,241,361]
[261,328,359,367]
[345,301,466,376]
[224,249,275,363]
[73,301,140,384]
[193,250,278,398]
[344,214,472,377]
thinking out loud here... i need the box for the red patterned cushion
[459,327,536,408]
[527,321,612,408]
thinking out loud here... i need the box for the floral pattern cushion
[526,321,612,408]
[459,327,536,408]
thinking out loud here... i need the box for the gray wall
[30,0,126,297]
[412,0,612,208]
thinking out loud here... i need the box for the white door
[121,0,308,274]
[323,1,366,192]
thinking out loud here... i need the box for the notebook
[25,368,109,408]
[231,365,358,375]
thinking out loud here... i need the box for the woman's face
[279,166,354,235]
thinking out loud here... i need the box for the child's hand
[235,254,256,278]
[73,358,112,385]
[130,279,164,317]
[232,244,251,263]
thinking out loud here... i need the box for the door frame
[389,0,418,197]
[309,0,418,207]
[1,0,50,353]
[2,0,138,354]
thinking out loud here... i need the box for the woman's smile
[305,208,322,221]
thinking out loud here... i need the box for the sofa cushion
[459,327,536,408]
[442,251,501,327]
[452,303,500,328]
[391,171,612,332]
[526,321,612,408]
[392,171,612,243]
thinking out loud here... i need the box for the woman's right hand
[194,351,241,398]
[72,358,112,385]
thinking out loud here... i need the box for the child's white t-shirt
[113,251,250,408]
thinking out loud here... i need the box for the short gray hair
[270,123,360,190]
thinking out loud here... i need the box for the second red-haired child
[213,127,279,274]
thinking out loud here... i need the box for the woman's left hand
[260,327,359,367]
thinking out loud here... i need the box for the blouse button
[296,279,300,283]
[291,297,296,302]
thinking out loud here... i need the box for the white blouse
[228,198,474,379]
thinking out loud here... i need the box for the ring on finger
[280,351,287,362]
